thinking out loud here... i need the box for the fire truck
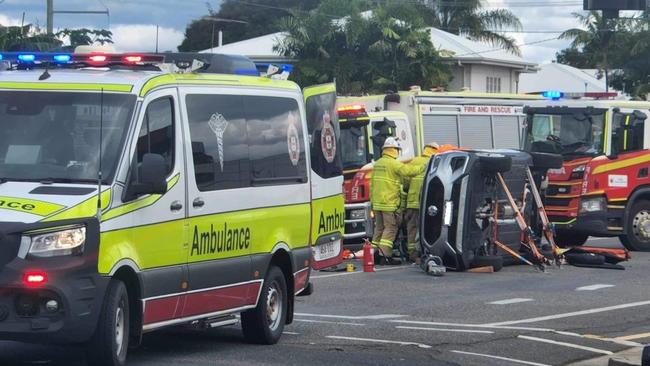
[338,91,543,245]
[524,92,650,251]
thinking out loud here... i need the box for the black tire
[241,266,288,344]
[529,152,563,170]
[565,252,606,266]
[86,280,130,366]
[621,200,650,251]
[642,345,650,366]
[477,153,512,174]
[471,255,503,272]
[554,231,589,248]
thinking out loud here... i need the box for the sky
[0,0,616,64]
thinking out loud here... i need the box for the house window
[486,76,502,93]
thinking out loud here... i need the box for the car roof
[0,68,301,97]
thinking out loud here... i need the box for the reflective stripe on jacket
[371,154,423,212]
[406,155,431,209]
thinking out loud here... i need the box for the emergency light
[0,52,165,67]
[542,91,564,100]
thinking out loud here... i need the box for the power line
[454,36,561,57]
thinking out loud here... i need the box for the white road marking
[450,350,551,366]
[615,332,650,341]
[517,335,613,355]
[390,320,555,332]
[486,300,650,326]
[326,335,431,349]
[296,313,406,320]
[576,284,615,291]
[396,326,494,334]
[489,298,535,305]
[294,319,365,326]
[311,266,407,279]
[283,331,300,335]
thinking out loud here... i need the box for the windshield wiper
[37,178,101,185]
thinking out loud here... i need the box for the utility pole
[46,0,110,35]
[46,0,53,34]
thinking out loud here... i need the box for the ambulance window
[305,91,343,179]
[244,96,307,185]
[186,94,250,191]
[136,97,174,174]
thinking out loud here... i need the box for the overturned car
[419,149,563,271]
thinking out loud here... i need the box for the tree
[275,0,449,94]
[0,24,61,51]
[178,0,321,52]
[420,0,522,55]
[555,47,596,69]
[558,12,631,91]
[56,28,113,51]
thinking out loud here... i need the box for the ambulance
[337,91,543,244]
[0,51,344,366]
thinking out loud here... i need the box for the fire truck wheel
[529,152,563,170]
[477,153,512,174]
[241,266,287,344]
[86,279,130,366]
[554,231,588,248]
[622,200,650,252]
[471,255,503,272]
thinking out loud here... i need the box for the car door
[180,87,257,318]
[102,89,188,328]
[304,83,345,270]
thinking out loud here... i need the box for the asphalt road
[1,237,649,366]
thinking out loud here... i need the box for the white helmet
[382,137,401,150]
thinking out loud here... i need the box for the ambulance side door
[304,83,345,270]
[180,87,255,318]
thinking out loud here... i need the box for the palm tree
[559,11,630,91]
[421,0,522,55]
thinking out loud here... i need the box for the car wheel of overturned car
[471,255,503,272]
[565,252,606,266]
[241,266,287,344]
[477,153,512,174]
[621,200,650,252]
[554,230,588,248]
[529,152,563,170]
[86,279,130,366]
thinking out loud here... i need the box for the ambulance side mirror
[126,153,168,199]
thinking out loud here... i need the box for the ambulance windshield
[526,111,606,157]
[340,124,370,170]
[0,91,136,183]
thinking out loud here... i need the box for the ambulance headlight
[23,226,86,257]
[579,197,606,214]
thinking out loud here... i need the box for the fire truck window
[186,94,250,191]
[136,97,175,175]
[244,96,307,185]
[614,112,645,153]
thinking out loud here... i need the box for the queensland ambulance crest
[320,111,336,163]
[287,113,300,166]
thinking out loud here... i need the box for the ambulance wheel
[86,279,130,366]
[554,231,588,248]
[529,152,563,170]
[471,255,503,272]
[241,266,287,344]
[621,200,650,251]
[477,153,512,174]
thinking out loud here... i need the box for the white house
[200,27,538,93]
[518,62,607,94]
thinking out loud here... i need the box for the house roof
[200,27,538,71]
[518,62,606,94]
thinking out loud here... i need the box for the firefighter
[405,142,439,262]
[371,137,425,263]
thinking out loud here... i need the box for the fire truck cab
[524,93,650,250]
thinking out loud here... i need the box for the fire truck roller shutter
[492,116,521,149]
[458,115,493,149]
[422,115,459,147]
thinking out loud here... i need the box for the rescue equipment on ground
[363,239,375,272]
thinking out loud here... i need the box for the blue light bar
[17,54,36,62]
[0,54,3,61]
[53,54,71,63]
[542,91,564,100]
